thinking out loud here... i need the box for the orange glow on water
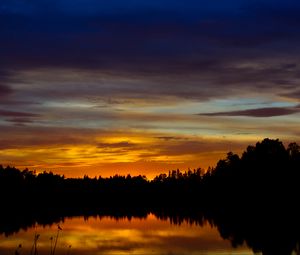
[0,215,253,255]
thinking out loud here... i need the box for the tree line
[1,138,299,209]
[1,138,300,254]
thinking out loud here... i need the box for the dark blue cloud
[1,0,300,61]
[198,105,300,118]
[1,0,300,101]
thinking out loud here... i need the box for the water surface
[0,214,254,255]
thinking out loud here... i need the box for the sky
[0,0,300,178]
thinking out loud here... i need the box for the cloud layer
[0,0,300,176]
[2,0,300,103]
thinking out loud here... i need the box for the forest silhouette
[1,138,300,255]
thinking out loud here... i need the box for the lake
[0,214,255,255]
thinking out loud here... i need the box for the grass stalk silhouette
[30,233,40,255]
[15,226,64,255]
[51,225,62,255]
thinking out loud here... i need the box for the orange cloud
[0,125,260,178]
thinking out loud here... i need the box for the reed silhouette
[1,138,300,255]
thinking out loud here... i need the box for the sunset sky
[1,0,300,178]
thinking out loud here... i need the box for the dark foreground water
[0,214,255,255]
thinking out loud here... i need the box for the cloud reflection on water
[0,214,253,255]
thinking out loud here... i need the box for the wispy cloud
[198,106,300,118]
[0,109,39,117]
